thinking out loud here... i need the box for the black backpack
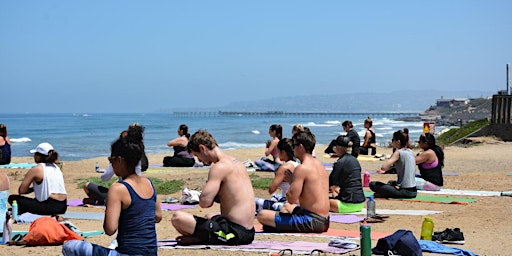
[372,229,423,256]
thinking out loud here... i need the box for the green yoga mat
[364,191,478,204]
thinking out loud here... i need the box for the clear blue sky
[1,1,510,113]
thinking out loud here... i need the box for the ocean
[1,113,436,161]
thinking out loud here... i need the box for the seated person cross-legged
[257,131,330,233]
[370,130,417,199]
[328,135,365,213]
[415,133,444,191]
[8,143,67,216]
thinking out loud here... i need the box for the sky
[1,1,511,113]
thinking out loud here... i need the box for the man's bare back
[288,154,330,217]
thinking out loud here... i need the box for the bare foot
[176,235,203,245]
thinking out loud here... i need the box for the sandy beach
[2,140,512,255]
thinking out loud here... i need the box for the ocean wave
[251,130,260,134]
[11,137,31,143]
[219,142,262,149]
[303,122,335,127]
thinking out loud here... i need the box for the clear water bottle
[95,162,100,172]
[12,200,18,222]
[420,217,434,240]
[367,195,376,218]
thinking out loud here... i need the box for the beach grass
[75,177,185,195]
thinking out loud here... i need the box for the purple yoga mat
[160,203,196,211]
[67,199,85,206]
[158,239,358,254]
[329,214,364,224]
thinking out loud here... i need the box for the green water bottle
[420,217,434,240]
[360,221,371,256]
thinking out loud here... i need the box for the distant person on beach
[370,130,417,199]
[254,124,283,171]
[8,142,67,215]
[415,133,444,191]
[329,135,365,213]
[359,117,377,156]
[163,124,196,167]
[0,124,12,165]
[255,138,299,212]
[171,129,255,245]
[325,120,360,158]
[62,136,162,256]
[257,130,330,233]
[292,124,304,136]
[83,123,148,205]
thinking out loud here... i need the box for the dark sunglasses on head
[108,156,123,163]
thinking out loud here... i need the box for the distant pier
[173,111,419,118]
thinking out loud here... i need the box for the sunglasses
[107,156,123,163]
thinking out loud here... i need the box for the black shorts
[86,182,109,202]
[193,215,255,245]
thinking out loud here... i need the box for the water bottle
[367,196,376,218]
[363,172,370,187]
[95,162,100,172]
[2,211,12,244]
[12,200,18,222]
[360,221,371,256]
[420,217,434,240]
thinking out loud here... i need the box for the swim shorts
[274,206,329,233]
[193,215,255,245]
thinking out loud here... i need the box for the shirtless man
[171,129,255,245]
[257,131,330,233]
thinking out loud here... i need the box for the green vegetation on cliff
[437,119,491,145]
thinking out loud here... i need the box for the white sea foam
[219,142,262,149]
[251,130,260,134]
[10,137,31,143]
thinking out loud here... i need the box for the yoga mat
[61,211,105,220]
[419,189,502,197]
[0,163,37,169]
[364,191,476,204]
[341,209,443,216]
[158,239,358,255]
[5,230,104,240]
[67,199,85,207]
[254,224,391,240]
[160,203,196,211]
[390,195,478,204]
[368,171,459,176]
[329,214,364,224]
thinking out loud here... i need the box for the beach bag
[372,229,422,256]
[23,217,83,246]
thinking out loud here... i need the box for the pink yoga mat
[158,239,358,254]
[329,214,365,224]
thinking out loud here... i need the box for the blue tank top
[0,142,11,164]
[116,179,157,256]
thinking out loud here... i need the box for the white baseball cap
[29,142,54,155]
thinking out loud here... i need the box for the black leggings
[8,195,67,215]
[369,181,417,199]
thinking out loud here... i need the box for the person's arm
[155,200,162,223]
[268,163,290,194]
[362,131,370,147]
[198,164,224,208]
[285,166,306,204]
[264,139,278,156]
[103,182,125,236]
[18,165,42,194]
[415,149,434,164]
[378,150,400,173]
[167,136,187,147]
[101,164,115,182]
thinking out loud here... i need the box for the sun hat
[335,135,353,147]
[29,142,54,155]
